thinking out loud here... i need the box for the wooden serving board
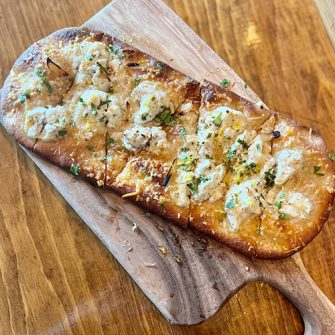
[1,0,335,333]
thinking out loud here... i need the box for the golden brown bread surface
[1,27,334,259]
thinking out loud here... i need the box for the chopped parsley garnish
[154,108,176,126]
[70,164,79,176]
[226,148,236,160]
[279,213,286,220]
[313,165,325,176]
[156,62,164,73]
[35,69,53,93]
[207,132,212,139]
[226,200,235,209]
[141,113,148,121]
[56,129,67,137]
[99,99,111,107]
[97,61,109,75]
[237,138,249,149]
[212,112,222,126]
[106,138,116,146]
[134,75,141,87]
[87,145,94,152]
[198,175,210,183]
[256,143,261,151]
[328,152,335,161]
[245,162,257,174]
[265,169,276,187]
[79,97,87,106]
[186,175,209,194]
[14,90,30,105]
[178,153,197,171]
[187,179,198,194]
[220,79,230,88]
[91,103,98,113]
[179,127,186,138]
[108,44,125,59]
[274,193,286,209]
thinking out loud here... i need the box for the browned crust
[1,27,334,260]
[189,107,335,259]
[109,183,189,227]
[254,114,335,259]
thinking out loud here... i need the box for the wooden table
[0,1,334,334]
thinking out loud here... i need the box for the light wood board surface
[0,0,335,334]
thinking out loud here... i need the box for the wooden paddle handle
[257,254,335,334]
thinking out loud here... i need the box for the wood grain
[314,0,335,49]
[0,0,334,334]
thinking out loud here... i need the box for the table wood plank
[0,0,334,334]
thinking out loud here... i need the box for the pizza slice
[106,55,201,223]
[189,82,335,258]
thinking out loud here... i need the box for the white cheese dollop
[276,192,313,219]
[72,89,109,137]
[25,105,69,140]
[24,107,46,138]
[275,149,303,185]
[41,105,69,140]
[172,170,194,208]
[198,107,248,158]
[105,96,125,129]
[225,179,263,231]
[193,161,225,203]
[247,134,265,165]
[122,126,167,152]
[131,81,174,124]
[122,126,152,151]
[72,41,110,91]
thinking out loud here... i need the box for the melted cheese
[72,89,108,138]
[198,107,248,158]
[105,96,125,129]
[225,179,263,231]
[67,41,110,91]
[131,81,174,124]
[275,149,302,185]
[277,192,313,219]
[24,107,46,138]
[41,105,69,140]
[193,161,225,203]
[122,126,167,152]
[172,171,193,208]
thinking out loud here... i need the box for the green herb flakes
[220,79,230,88]
[237,138,249,149]
[154,108,176,126]
[35,69,53,93]
[226,200,235,209]
[313,166,325,176]
[14,90,30,105]
[179,127,186,138]
[56,129,67,137]
[106,138,116,146]
[265,169,276,187]
[97,61,109,75]
[70,164,79,176]
[279,213,286,220]
[328,152,335,161]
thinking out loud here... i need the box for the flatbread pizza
[1,27,334,259]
